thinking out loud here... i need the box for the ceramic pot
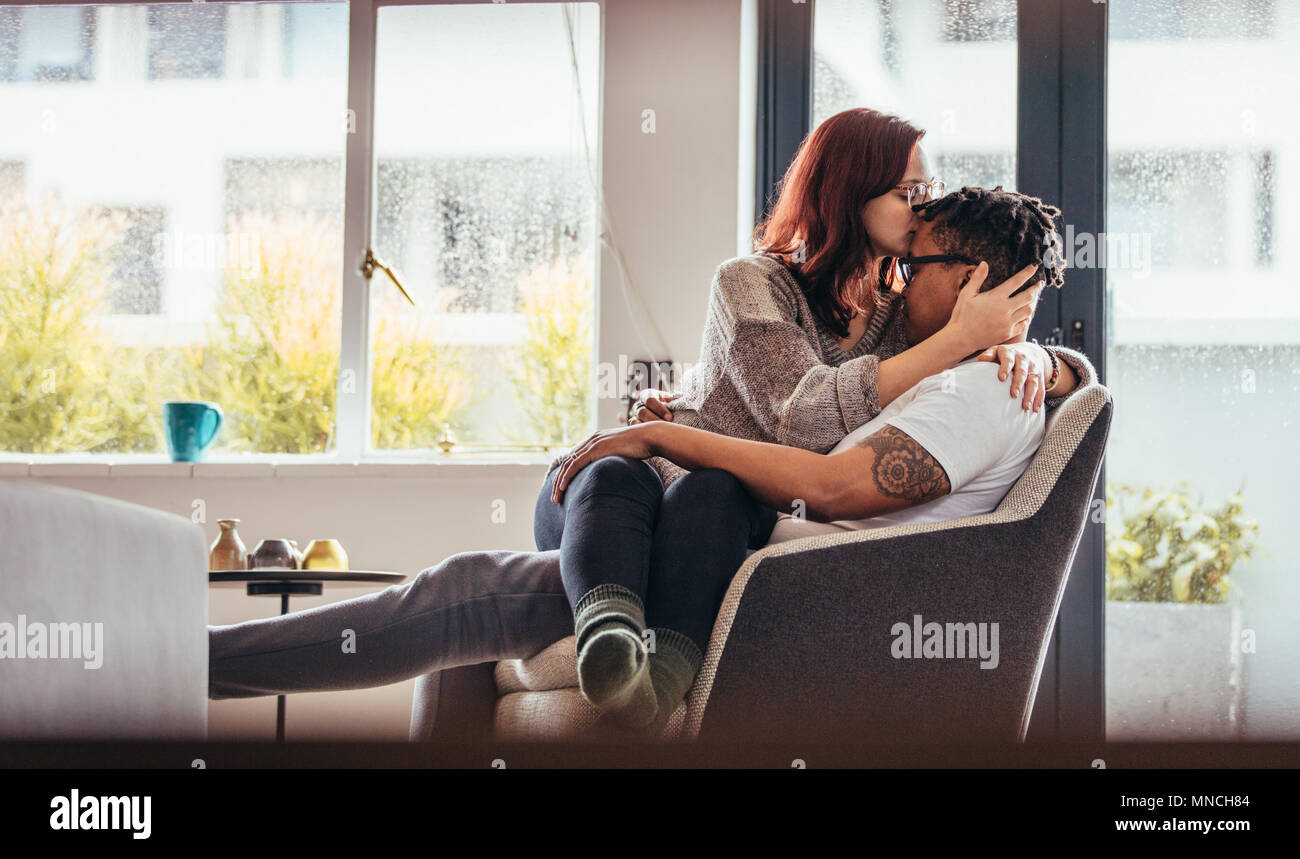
[209,519,247,571]
[249,538,298,569]
[302,539,349,571]
[1105,601,1245,740]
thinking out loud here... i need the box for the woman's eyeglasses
[900,178,946,208]
[895,254,975,288]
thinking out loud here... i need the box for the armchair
[411,383,1113,745]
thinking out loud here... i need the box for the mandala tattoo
[857,425,952,503]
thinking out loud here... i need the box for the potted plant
[1104,483,1259,740]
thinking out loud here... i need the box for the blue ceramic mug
[163,401,223,462]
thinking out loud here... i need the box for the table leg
[276,592,290,743]
[243,582,323,743]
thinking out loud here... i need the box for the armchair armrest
[683,389,1112,744]
[684,515,1065,744]
[0,480,209,739]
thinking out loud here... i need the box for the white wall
[594,0,745,429]
[11,0,749,742]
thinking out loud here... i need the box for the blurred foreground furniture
[0,481,208,739]
[411,383,1112,744]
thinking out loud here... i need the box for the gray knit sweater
[547,252,1096,489]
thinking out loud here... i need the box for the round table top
[207,569,406,586]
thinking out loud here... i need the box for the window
[368,2,600,452]
[814,0,1017,193]
[0,2,347,456]
[1110,149,1274,274]
[1110,0,1276,40]
[0,5,94,82]
[283,2,347,80]
[0,0,600,459]
[0,160,21,196]
[806,0,1300,742]
[225,157,344,225]
[932,152,1015,192]
[147,3,227,81]
[102,205,165,315]
[1105,0,1300,741]
[1108,150,1230,270]
[940,0,1015,42]
[1252,151,1274,266]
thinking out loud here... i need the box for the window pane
[813,0,1017,192]
[0,6,94,82]
[0,3,348,456]
[370,2,600,451]
[148,3,226,80]
[1105,0,1299,740]
[1110,0,1276,40]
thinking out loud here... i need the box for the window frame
[1016,0,1107,748]
[350,0,602,461]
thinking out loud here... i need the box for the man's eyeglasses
[895,254,974,288]
[899,178,946,208]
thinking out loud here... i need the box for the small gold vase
[301,539,349,570]
[209,519,247,571]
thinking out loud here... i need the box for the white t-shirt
[759,359,1044,549]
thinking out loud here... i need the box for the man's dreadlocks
[915,186,1066,292]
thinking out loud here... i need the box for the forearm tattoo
[856,425,952,504]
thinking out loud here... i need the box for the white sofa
[0,480,208,739]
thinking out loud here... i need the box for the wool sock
[641,627,704,740]
[573,584,657,726]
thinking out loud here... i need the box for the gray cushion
[491,634,686,741]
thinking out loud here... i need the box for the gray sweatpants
[208,549,573,699]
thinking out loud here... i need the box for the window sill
[1,455,556,480]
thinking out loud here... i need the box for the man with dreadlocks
[542,187,1073,720]
[904,185,1072,390]
[555,184,1068,534]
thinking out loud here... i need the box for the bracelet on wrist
[1035,340,1062,392]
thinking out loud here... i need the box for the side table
[208,568,407,742]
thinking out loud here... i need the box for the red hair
[753,108,925,338]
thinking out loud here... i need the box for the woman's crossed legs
[532,457,775,731]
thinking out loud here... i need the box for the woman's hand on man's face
[948,263,1042,354]
[977,341,1050,413]
[550,424,660,503]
